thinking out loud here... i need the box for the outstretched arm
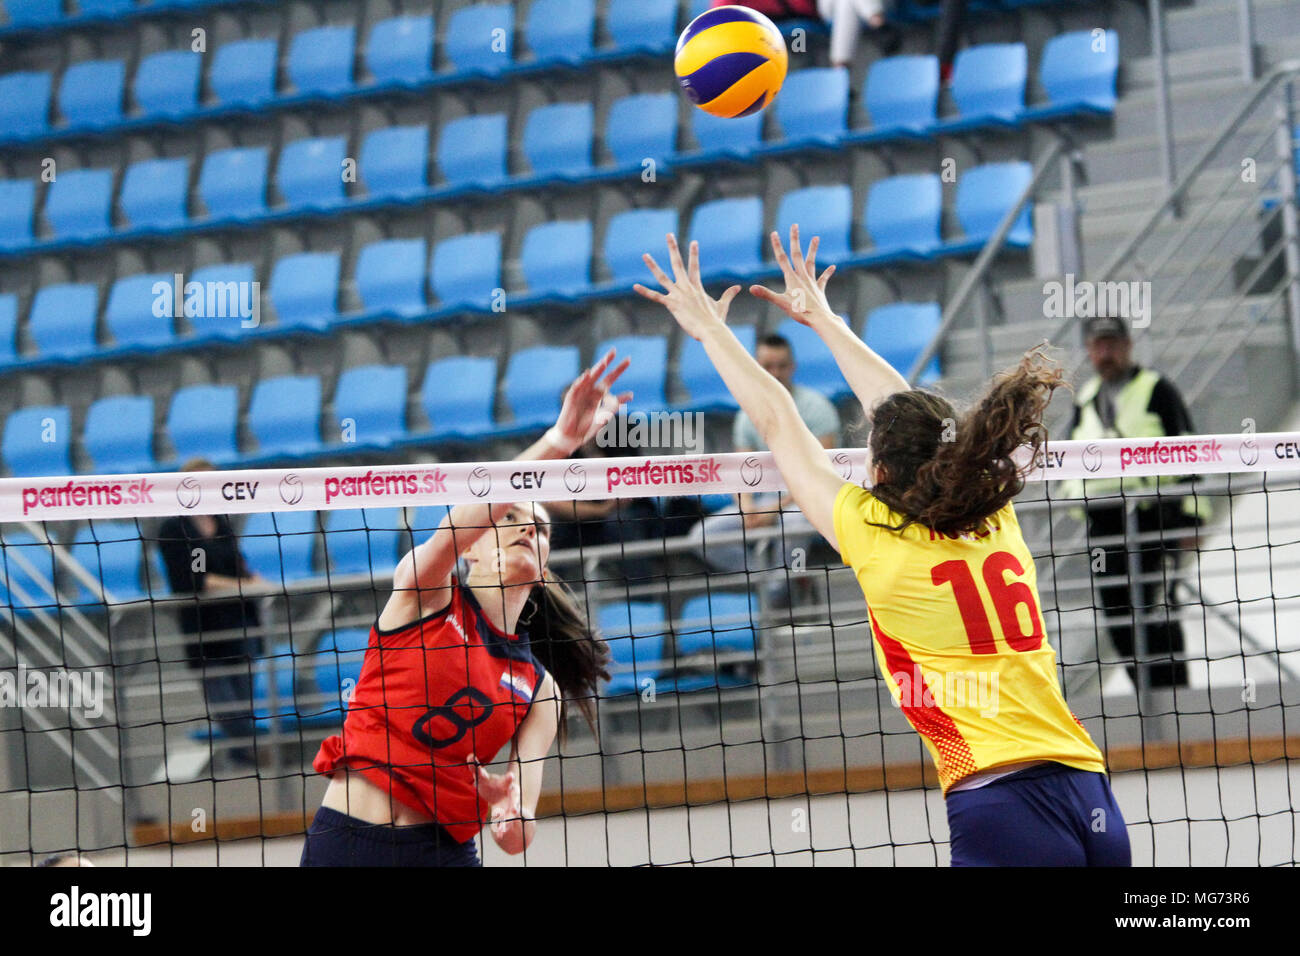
[751,225,908,421]
[635,235,845,551]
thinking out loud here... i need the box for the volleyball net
[1,429,1298,866]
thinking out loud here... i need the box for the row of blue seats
[0,306,941,478]
[0,169,1016,373]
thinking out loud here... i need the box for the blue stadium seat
[0,71,52,139]
[58,59,124,128]
[676,591,757,656]
[603,208,678,285]
[778,318,845,399]
[356,238,427,318]
[30,283,97,358]
[83,395,155,474]
[521,102,593,181]
[0,294,16,363]
[287,24,355,96]
[520,220,592,299]
[334,365,407,447]
[210,38,278,108]
[185,263,256,340]
[3,405,71,477]
[324,508,404,575]
[69,522,150,606]
[605,0,677,57]
[199,146,269,220]
[0,180,36,249]
[367,14,435,86]
[678,324,755,411]
[850,54,939,143]
[276,135,348,210]
[0,529,58,615]
[248,375,321,458]
[594,335,667,412]
[252,642,307,731]
[308,628,371,724]
[689,196,763,278]
[865,301,941,383]
[949,161,1033,253]
[770,67,848,149]
[1022,29,1119,122]
[360,125,428,200]
[444,3,513,74]
[776,185,852,264]
[430,232,501,311]
[504,345,579,429]
[240,510,319,583]
[606,92,678,170]
[861,173,942,261]
[599,601,667,696]
[45,167,114,240]
[269,252,340,331]
[133,50,202,118]
[406,505,451,536]
[422,355,497,439]
[436,113,508,190]
[105,272,173,348]
[933,43,1027,133]
[120,157,189,231]
[79,0,136,17]
[689,109,763,161]
[3,0,62,28]
[167,384,238,464]
[525,0,594,66]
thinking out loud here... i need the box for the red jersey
[313,584,548,842]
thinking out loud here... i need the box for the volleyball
[674,5,789,118]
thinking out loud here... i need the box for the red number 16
[931,551,1044,654]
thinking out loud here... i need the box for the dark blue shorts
[946,762,1131,867]
[299,806,481,867]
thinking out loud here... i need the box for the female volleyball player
[302,352,624,867]
[635,228,1131,866]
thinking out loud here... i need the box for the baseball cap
[1083,315,1129,341]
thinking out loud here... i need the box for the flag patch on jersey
[500,672,534,704]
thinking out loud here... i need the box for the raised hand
[472,757,532,854]
[749,224,840,327]
[633,234,742,341]
[551,348,633,453]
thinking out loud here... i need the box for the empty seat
[678,324,755,410]
[69,522,150,606]
[521,102,593,180]
[356,237,427,317]
[520,220,592,298]
[690,109,763,158]
[422,355,497,439]
[430,232,501,310]
[0,529,59,615]
[773,67,848,146]
[210,38,278,107]
[287,24,355,96]
[185,262,256,340]
[778,318,845,398]
[406,505,451,536]
[954,161,1034,250]
[606,92,678,170]
[594,335,667,412]
[120,157,189,230]
[504,345,579,429]
[30,283,98,358]
[937,42,1027,131]
[133,50,202,118]
[603,208,678,285]
[858,54,939,139]
[269,251,340,330]
[58,59,125,128]
[0,294,17,363]
[599,601,666,696]
[276,135,348,210]
[79,0,135,14]
[105,272,173,348]
[324,508,404,575]
[248,375,321,457]
[1025,29,1119,120]
[45,167,114,240]
[0,179,36,249]
[167,384,239,463]
[444,3,514,74]
[360,125,428,200]
[367,13,434,85]
[240,510,319,583]
[308,628,371,723]
[436,113,508,190]
[334,364,407,446]
[83,395,155,473]
[689,196,763,277]
[3,405,71,476]
[605,0,677,56]
[199,146,269,219]
[3,0,62,28]
[776,185,852,264]
[0,71,52,139]
[525,0,594,65]
[865,301,941,383]
[863,173,942,259]
[673,591,757,690]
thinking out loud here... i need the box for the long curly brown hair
[867,345,1067,536]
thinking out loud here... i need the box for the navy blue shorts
[946,763,1131,867]
[299,807,481,867]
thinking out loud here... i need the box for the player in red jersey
[302,351,628,866]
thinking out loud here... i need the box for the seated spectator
[711,0,902,64]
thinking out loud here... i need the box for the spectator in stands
[157,458,267,767]
[911,0,968,85]
[712,0,902,64]
[1062,316,1208,691]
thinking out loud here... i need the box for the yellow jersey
[833,482,1106,793]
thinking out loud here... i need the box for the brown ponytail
[868,345,1067,536]
[523,570,610,739]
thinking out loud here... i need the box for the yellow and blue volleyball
[674,6,789,118]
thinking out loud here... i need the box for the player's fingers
[632,283,667,305]
[666,233,687,282]
[769,231,792,277]
[641,253,673,290]
[789,223,805,275]
[748,284,786,306]
[818,264,836,291]
[600,356,632,391]
[805,235,819,280]
[719,284,742,312]
[688,240,702,287]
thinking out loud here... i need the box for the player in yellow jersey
[635,226,1130,866]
